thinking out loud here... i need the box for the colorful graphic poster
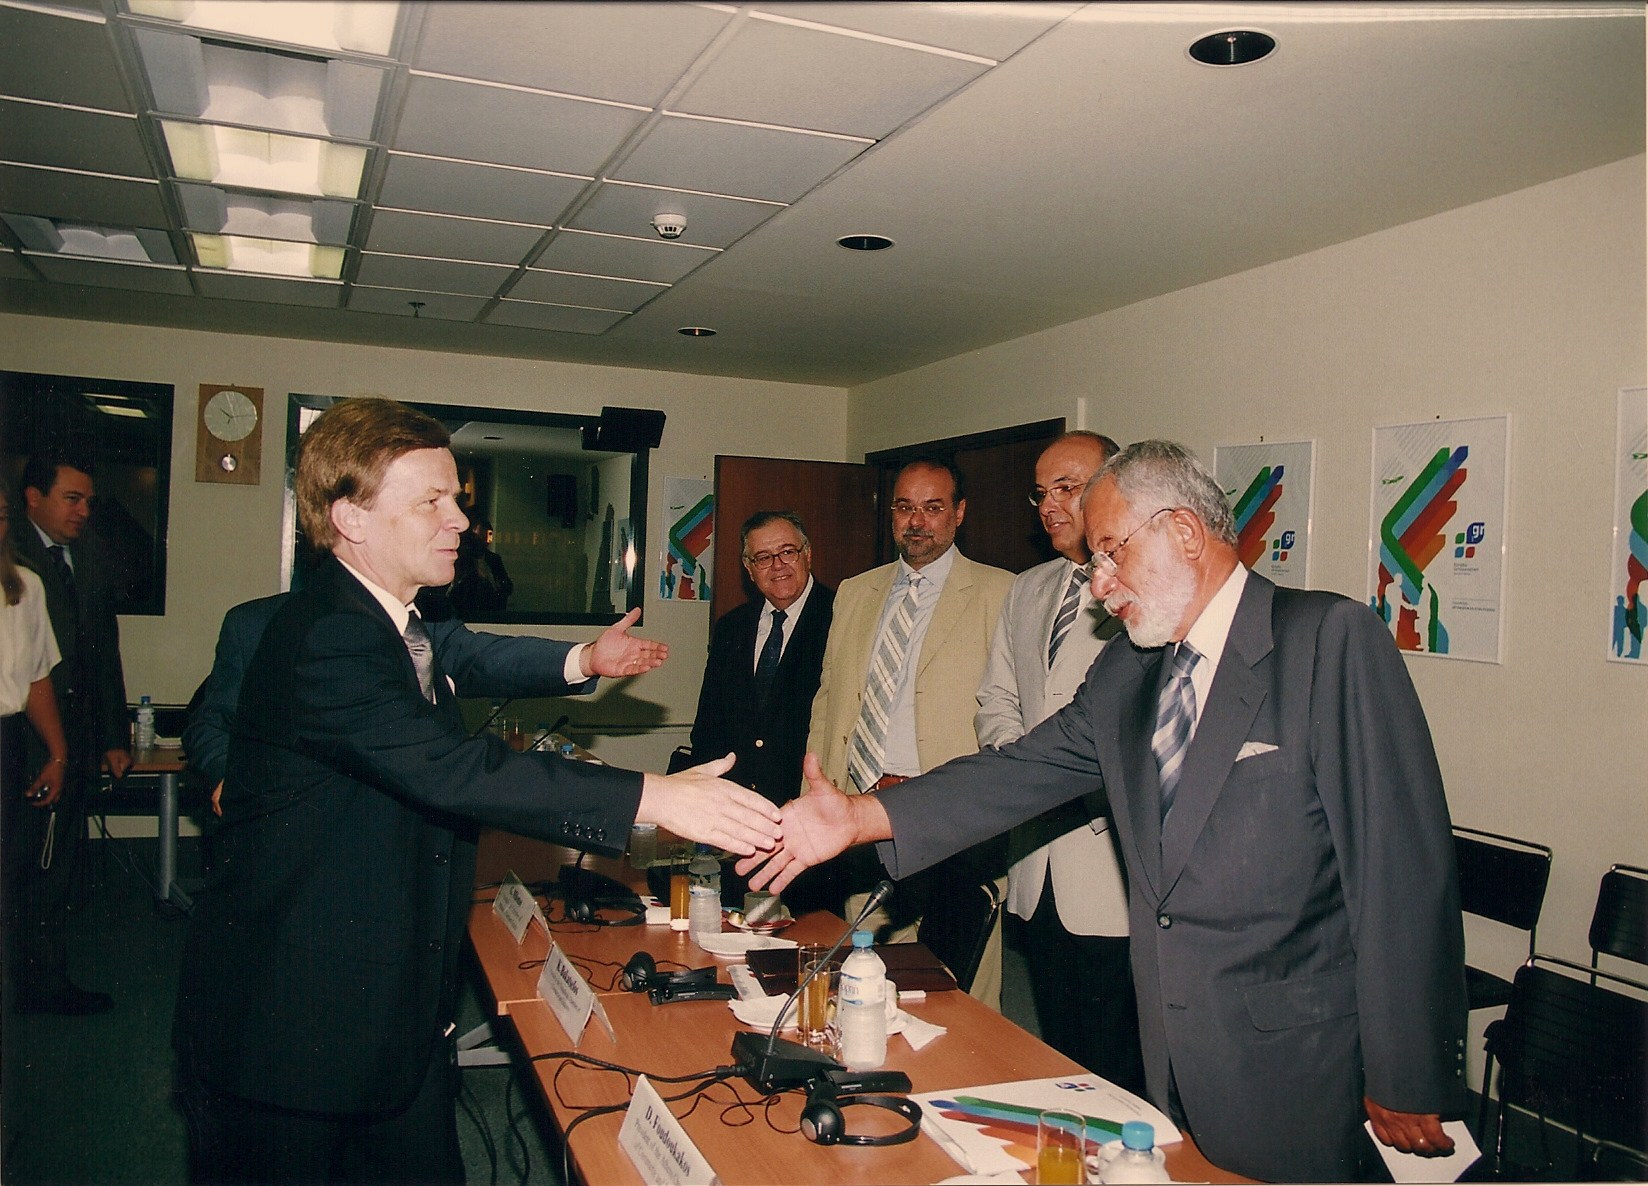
[1367,415,1509,663]
[1610,386,1647,664]
[659,478,712,602]
[1215,440,1314,589]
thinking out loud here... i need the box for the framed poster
[1610,386,1647,664]
[1215,439,1314,589]
[1367,415,1509,663]
[659,478,713,602]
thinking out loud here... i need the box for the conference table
[467,828,1251,1185]
[120,744,192,909]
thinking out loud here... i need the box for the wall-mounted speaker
[581,406,665,452]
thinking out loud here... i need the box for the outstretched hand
[1364,1098,1453,1157]
[637,754,781,857]
[736,753,886,893]
[585,608,668,679]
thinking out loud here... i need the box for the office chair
[1453,826,1552,1012]
[915,874,1002,995]
[1589,863,1648,979]
[1477,955,1647,1180]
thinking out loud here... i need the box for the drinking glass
[796,944,835,1050]
[668,846,692,930]
[1037,1110,1087,1185]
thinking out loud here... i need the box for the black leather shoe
[17,984,115,1016]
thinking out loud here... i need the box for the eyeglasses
[1091,507,1178,575]
[744,544,806,569]
[890,500,951,516]
[1028,482,1085,507]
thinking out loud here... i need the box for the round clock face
[204,389,258,443]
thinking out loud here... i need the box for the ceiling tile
[347,285,487,321]
[26,255,193,295]
[510,268,665,312]
[486,300,628,335]
[535,230,716,285]
[193,273,343,307]
[355,252,515,296]
[396,74,648,174]
[612,115,869,204]
[365,209,545,264]
[378,154,589,226]
[749,3,1076,61]
[0,165,168,226]
[0,6,132,112]
[673,17,990,139]
[567,182,780,250]
[0,101,152,178]
[413,2,731,106]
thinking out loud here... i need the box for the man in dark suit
[173,397,780,1185]
[743,440,1467,1183]
[13,453,130,1015]
[690,510,833,807]
[689,510,834,912]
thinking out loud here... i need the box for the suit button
[427,939,442,952]
[1157,914,1172,929]
[434,852,447,865]
[754,739,764,748]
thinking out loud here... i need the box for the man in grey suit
[975,430,1143,1093]
[744,440,1466,1183]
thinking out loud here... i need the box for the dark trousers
[2,711,90,1003]
[1024,877,1146,1097]
[177,1039,464,1186]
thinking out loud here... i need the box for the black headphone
[799,1090,921,1147]
[617,952,716,994]
[563,894,644,927]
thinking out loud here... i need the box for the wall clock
[195,384,263,484]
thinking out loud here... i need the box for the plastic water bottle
[134,696,156,750]
[687,845,721,941]
[837,931,888,1070]
[1100,1121,1169,1184]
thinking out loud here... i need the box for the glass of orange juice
[1037,1110,1086,1184]
[668,846,692,930]
[796,944,835,1049]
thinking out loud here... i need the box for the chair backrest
[916,877,1002,995]
[1454,827,1552,949]
[1590,863,1648,970]
[1488,956,1647,1173]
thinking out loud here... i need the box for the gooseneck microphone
[731,880,895,1094]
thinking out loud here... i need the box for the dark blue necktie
[753,608,786,702]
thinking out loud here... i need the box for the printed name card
[492,871,542,943]
[618,1076,719,1186]
[536,942,614,1045]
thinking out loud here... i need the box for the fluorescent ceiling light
[161,120,366,198]
[85,396,149,419]
[125,0,399,55]
[1,214,176,263]
[190,232,344,278]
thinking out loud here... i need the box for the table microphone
[731,879,895,1094]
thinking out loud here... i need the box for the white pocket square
[1236,741,1279,761]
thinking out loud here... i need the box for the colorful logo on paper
[1231,465,1287,569]
[1612,488,1647,659]
[662,494,713,601]
[1370,445,1469,654]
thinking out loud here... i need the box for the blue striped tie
[1153,642,1201,820]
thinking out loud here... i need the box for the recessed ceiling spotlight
[1188,30,1275,66]
[678,326,717,337]
[838,234,893,252]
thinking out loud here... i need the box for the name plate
[618,1075,719,1186]
[536,943,615,1045]
[492,871,542,943]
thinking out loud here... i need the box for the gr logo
[1455,521,1487,559]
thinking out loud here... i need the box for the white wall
[0,316,851,771]
[847,157,1648,1074]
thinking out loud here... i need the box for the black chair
[1454,826,1553,1012]
[1478,955,1647,1180]
[915,875,1002,995]
[1589,863,1648,978]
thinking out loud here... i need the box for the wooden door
[711,456,879,621]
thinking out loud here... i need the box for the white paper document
[1365,1120,1480,1182]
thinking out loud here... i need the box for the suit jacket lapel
[918,557,973,677]
[1159,575,1276,888]
[1118,643,1169,898]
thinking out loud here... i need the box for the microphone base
[730,1031,843,1095]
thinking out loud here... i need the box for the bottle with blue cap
[1100,1120,1169,1183]
[836,930,888,1070]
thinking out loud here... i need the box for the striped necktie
[402,614,437,704]
[1153,642,1201,820]
[846,575,922,793]
[1046,564,1089,667]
